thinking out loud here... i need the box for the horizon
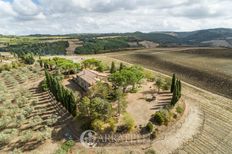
[1,27,232,36]
[1,0,232,35]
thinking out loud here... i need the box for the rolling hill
[131,28,232,48]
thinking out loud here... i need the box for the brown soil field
[109,47,232,99]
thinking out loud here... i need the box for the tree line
[75,38,130,54]
[45,70,77,116]
[39,57,80,75]
[9,41,68,56]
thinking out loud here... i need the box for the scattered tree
[109,66,144,92]
[119,62,125,71]
[155,78,163,93]
[110,61,117,73]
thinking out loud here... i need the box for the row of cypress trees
[45,70,77,116]
[170,74,182,106]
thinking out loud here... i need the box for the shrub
[122,113,135,132]
[145,149,156,154]
[94,118,117,133]
[29,115,43,127]
[152,110,171,126]
[54,140,75,154]
[40,80,48,91]
[10,148,22,154]
[152,111,165,125]
[162,78,171,91]
[15,114,25,126]
[0,129,18,145]
[0,133,10,145]
[22,106,33,118]
[91,119,105,133]
[17,96,28,108]
[144,70,155,82]
[107,118,117,133]
[46,115,58,126]
[20,130,33,142]
[35,126,52,142]
[176,106,184,114]
[146,122,153,133]
[150,131,157,140]
[173,113,178,119]
[0,116,11,129]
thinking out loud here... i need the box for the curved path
[174,86,232,154]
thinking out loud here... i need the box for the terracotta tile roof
[77,70,108,85]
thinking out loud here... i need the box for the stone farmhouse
[73,69,108,91]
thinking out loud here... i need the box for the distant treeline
[75,37,132,54]
[8,41,69,55]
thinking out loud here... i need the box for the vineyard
[173,86,232,154]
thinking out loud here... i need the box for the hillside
[131,28,232,48]
[1,28,232,56]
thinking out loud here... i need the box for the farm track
[66,39,82,55]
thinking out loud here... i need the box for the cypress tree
[119,63,123,71]
[64,90,70,110]
[170,79,182,106]
[54,79,59,99]
[171,74,176,93]
[61,86,66,105]
[119,62,125,71]
[179,80,182,97]
[171,86,177,106]
[110,61,116,73]
[176,79,179,99]
[69,91,77,116]
[44,70,77,117]
[57,83,62,102]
